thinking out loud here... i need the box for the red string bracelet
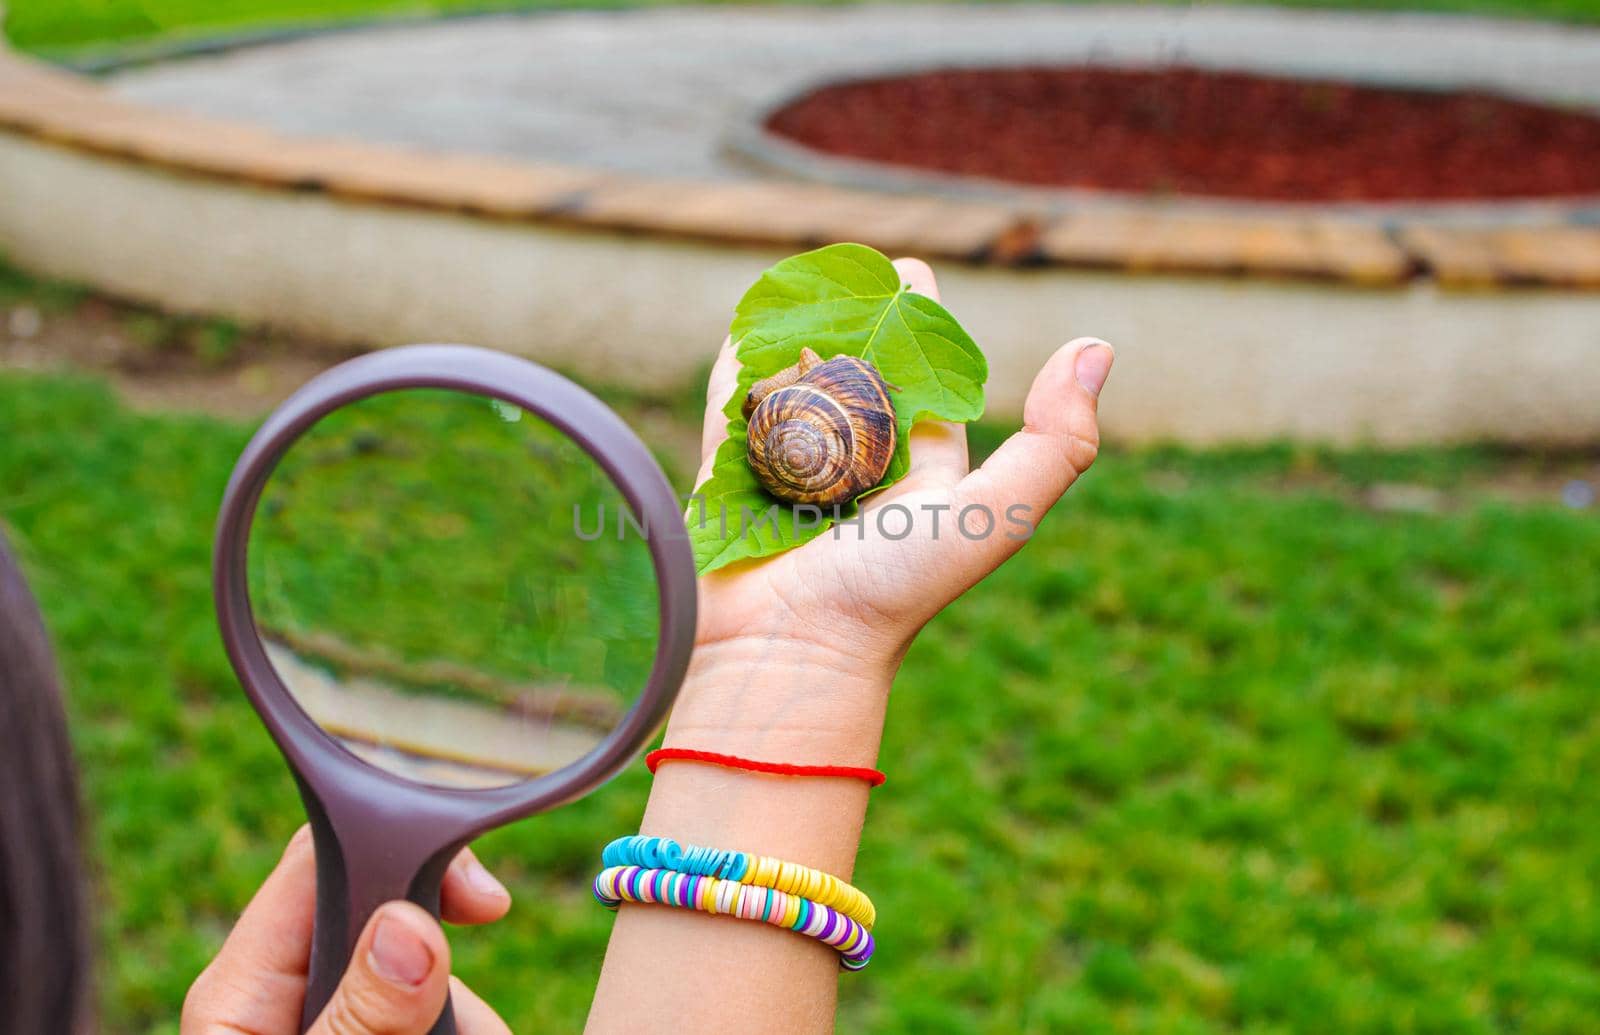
[645,748,886,787]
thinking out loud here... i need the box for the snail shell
[745,348,897,508]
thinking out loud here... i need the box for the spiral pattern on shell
[745,354,897,508]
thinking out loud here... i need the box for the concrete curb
[2,42,1598,444]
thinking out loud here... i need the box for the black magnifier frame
[213,345,697,1034]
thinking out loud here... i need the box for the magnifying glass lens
[247,388,660,789]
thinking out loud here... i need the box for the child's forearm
[586,642,891,1034]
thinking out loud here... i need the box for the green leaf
[688,243,988,574]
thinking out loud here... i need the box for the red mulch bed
[764,66,1600,202]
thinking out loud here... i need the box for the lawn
[2,258,1597,1032]
[7,0,1600,55]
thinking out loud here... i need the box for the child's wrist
[665,636,895,768]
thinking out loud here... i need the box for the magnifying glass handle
[299,800,462,1035]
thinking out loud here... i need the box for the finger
[890,257,967,487]
[953,337,1113,568]
[449,977,514,1035]
[696,337,741,488]
[893,256,939,300]
[308,901,452,1035]
[182,825,317,1032]
[440,846,511,926]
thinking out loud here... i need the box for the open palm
[691,259,1114,675]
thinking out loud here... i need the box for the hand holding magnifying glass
[183,829,514,1035]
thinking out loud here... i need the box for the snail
[743,347,897,508]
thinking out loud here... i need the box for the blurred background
[1,1,1597,1033]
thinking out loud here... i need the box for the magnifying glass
[213,345,696,1034]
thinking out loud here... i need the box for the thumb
[308,902,452,1035]
[951,337,1112,572]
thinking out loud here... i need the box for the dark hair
[0,531,91,1035]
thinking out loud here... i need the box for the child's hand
[669,258,1114,763]
[182,827,513,1035]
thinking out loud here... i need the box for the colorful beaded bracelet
[601,835,876,930]
[593,864,874,971]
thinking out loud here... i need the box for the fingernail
[369,910,433,987]
[462,855,508,899]
[1075,343,1114,398]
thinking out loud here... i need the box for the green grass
[3,365,1597,1033]
[7,0,1600,55]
